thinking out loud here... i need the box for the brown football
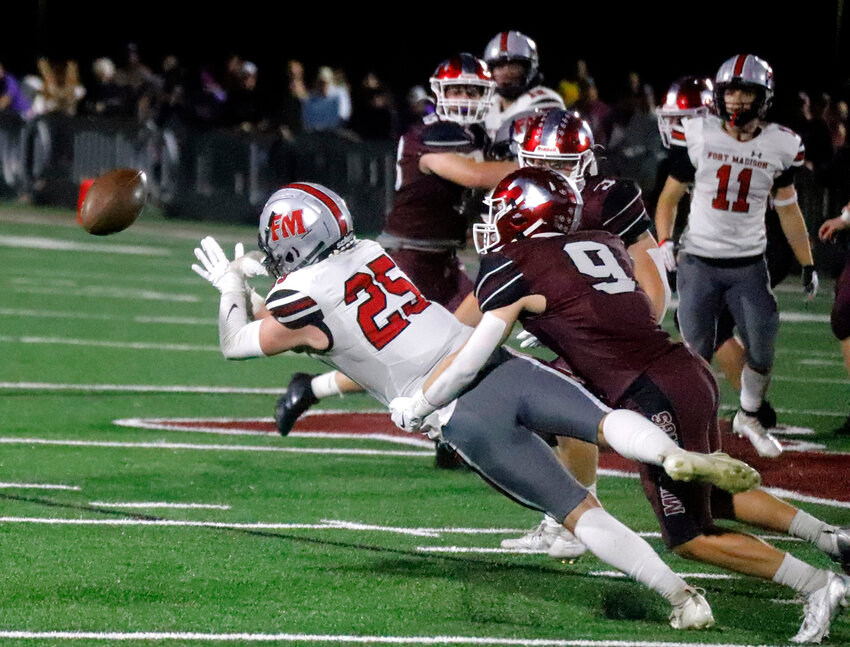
[79,168,148,235]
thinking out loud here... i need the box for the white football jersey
[484,85,564,141]
[265,239,472,407]
[680,115,804,258]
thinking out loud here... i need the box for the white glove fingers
[190,263,211,282]
[194,247,216,274]
[234,242,245,259]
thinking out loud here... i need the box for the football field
[1,202,849,647]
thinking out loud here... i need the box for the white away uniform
[671,115,804,367]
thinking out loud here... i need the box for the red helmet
[656,76,714,148]
[429,53,495,124]
[518,109,596,186]
[474,167,583,254]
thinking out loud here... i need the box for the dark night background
[4,1,849,104]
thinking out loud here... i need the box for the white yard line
[0,631,790,646]
[11,285,199,302]
[0,308,214,325]
[0,336,218,352]
[89,502,231,510]
[0,482,80,491]
[0,382,285,394]
[0,235,170,255]
[0,437,431,458]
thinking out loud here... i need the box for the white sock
[740,364,770,413]
[573,507,690,604]
[773,552,828,595]
[789,510,839,557]
[602,410,679,466]
[311,372,343,399]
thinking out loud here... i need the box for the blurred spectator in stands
[114,42,161,123]
[154,54,189,127]
[301,66,344,131]
[330,67,352,125]
[807,92,837,178]
[184,65,228,130]
[606,73,663,197]
[399,84,433,131]
[0,62,33,118]
[349,70,400,140]
[223,60,269,132]
[827,98,848,151]
[573,78,612,147]
[35,57,86,116]
[272,59,307,139]
[81,57,133,118]
[557,58,594,109]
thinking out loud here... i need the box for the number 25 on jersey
[344,254,431,350]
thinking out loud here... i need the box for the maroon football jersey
[474,230,678,404]
[578,175,652,247]
[382,116,487,246]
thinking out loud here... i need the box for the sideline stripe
[0,631,788,646]
[0,437,431,458]
[0,482,80,491]
[763,487,850,510]
[88,502,231,510]
[0,336,218,352]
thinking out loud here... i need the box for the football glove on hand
[802,265,819,300]
[516,329,542,349]
[192,237,265,293]
[389,391,434,433]
[659,239,677,272]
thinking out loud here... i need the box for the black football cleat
[434,440,469,470]
[756,400,778,430]
[275,373,319,436]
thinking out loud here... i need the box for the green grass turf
[0,201,848,646]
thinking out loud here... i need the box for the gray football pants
[441,355,608,523]
[676,252,779,372]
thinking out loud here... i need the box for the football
[79,168,148,235]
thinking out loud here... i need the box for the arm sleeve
[601,178,652,247]
[265,282,325,329]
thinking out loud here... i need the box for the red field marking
[137,413,850,502]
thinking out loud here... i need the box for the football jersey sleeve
[599,178,652,247]
[666,146,696,183]
[265,279,325,329]
[773,134,805,188]
[474,252,531,312]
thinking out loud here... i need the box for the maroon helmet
[429,53,495,124]
[474,166,583,254]
[656,76,714,148]
[518,109,596,185]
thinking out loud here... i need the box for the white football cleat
[547,528,587,559]
[501,518,582,557]
[669,589,715,630]
[733,409,783,457]
[790,572,850,644]
[662,449,761,494]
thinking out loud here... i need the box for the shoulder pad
[421,121,478,149]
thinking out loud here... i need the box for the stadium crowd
[2,44,849,212]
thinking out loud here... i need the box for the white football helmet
[258,182,354,278]
[714,54,774,127]
[429,53,495,124]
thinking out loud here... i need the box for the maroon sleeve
[474,251,531,312]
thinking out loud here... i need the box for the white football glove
[516,329,542,349]
[659,239,677,272]
[191,237,266,293]
[389,391,434,433]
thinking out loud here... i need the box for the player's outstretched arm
[419,152,517,188]
[628,231,671,323]
[654,176,688,269]
[774,187,818,299]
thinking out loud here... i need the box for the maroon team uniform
[377,117,488,310]
[474,229,729,548]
